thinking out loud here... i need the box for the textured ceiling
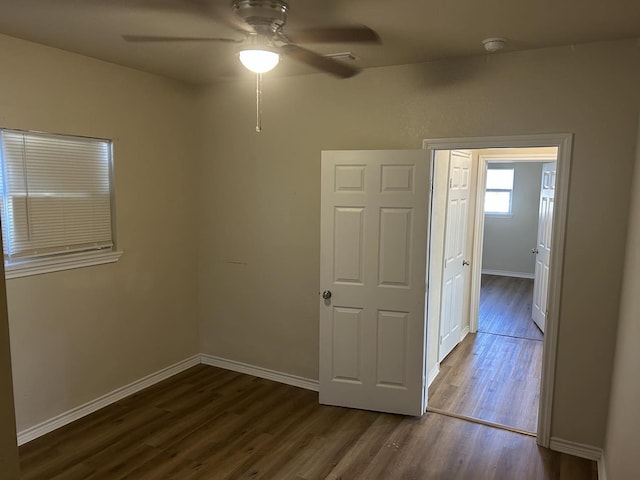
[0,0,639,84]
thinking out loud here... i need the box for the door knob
[462,260,470,266]
[531,248,539,254]
[321,290,332,300]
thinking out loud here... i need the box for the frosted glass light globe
[239,49,280,73]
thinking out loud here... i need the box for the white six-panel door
[319,150,429,416]
[439,151,472,361]
[532,162,556,333]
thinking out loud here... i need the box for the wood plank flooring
[479,274,542,340]
[428,332,542,433]
[19,364,596,480]
[429,274,543,433]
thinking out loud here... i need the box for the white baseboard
[201,354,319,392]
[482,269,535,279]
[17,354,201,446]
[549,437,603,461]
[17,353,319,446]
[14,351,610,475]
[12,351,610,480]
[427,363,440,387]
[598,452,607,480]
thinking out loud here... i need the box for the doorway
[317,135,571,449]
[427,148,557,434]
[422,135,571,447]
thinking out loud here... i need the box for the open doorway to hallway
[426,145,558,436]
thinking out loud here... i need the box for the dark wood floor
[429,274,543,433]
[19,364,596,480]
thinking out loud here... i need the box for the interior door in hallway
[319,150,429,416]
[439,151,472,361]
[532,162,556,333]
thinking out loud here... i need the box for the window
[484,167,514,215]
[0,129,120,278]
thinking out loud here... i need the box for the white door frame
[469,153,557,334]
[422,134,573,449]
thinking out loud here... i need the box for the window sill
[485,213,513,218]
[5,250,123,280]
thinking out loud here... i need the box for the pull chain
[255,73,263,133]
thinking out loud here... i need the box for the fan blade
[123,35,241,43]
[286,25,380,44]
[280,44,359,78]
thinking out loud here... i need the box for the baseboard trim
[201,354,319,392]
[549,437,603,461]
[20,354,608,468]
[17,354,201,446]
[597,452,607,480]
[482,269,535,279]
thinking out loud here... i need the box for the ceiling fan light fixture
[238,48,280,73]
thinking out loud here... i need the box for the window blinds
[0,130,113,260]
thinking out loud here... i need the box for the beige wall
[198,39,640,447]
[0,253,19,478]
[0,34,200,432]
[603,117,640,479]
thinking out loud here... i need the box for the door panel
[376,310,408,387]
[331,307,362,383]
[378,208,412,286]
[320,150,429,416]
[333,207,364,284]
[532,162,556,333]
[439,151,472,361]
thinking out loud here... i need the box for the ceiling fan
[122,0,381,78]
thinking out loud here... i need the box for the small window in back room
[0,129,117,275]
[484,167,514,215]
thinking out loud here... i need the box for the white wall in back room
[482,162,543,277]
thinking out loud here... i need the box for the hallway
[428,274,543,433]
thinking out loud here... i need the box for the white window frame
[0,129,122,279]
[484,167,514,216]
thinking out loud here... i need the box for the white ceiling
[0,0,639,84]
